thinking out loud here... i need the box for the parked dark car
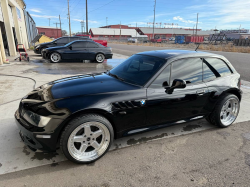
[42,40,113,63]
[15,50,242,163]
[34,36,91,54]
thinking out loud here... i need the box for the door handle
[196,89,205,95]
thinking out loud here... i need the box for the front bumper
[34,48,40,54]
[105,54,113,59]
[15,109,62,152]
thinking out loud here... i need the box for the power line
[88,0,117,13]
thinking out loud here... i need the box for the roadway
[109,43,250,82]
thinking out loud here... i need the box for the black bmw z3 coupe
[15,50,242,163]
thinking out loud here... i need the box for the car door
[63,41,89,60]
[84,42,99,60]
[146,57,210,126]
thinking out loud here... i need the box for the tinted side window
[204,58,232,77]
[71,41,87,48]
[203,61,217,82]
[150,65,170,88]
[171,58,202,85]
[57,38,70,44]
[87,42,98,48]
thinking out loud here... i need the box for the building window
[40,32,45,35]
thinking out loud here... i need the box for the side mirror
[165,79,186,94]
[69,46,72,50]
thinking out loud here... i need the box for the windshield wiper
[108,72,124,81]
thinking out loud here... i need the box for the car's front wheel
[96,53,105,63]
[50,52,61,63]
[60,114,114,164]
[206,94,240,127]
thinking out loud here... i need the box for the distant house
[31,34,52,46]
[37,26,62,39]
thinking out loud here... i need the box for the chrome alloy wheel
[50,53,60,62]
[220,98,239,126]
[96,54,104,63]
[67,122,110,162]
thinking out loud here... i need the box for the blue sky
[26,0,250,33]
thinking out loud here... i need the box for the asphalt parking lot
[0,50,250,186]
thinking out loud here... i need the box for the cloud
[29,8,41,13]
[30,14,58,19]
[173,16,201,24]
[72,19,98,24]
[185,0,250,28]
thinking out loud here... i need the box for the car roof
[137,50,223,60]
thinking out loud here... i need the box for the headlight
[35,45,40,49]
[23,110,51,127]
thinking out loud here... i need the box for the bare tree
[62,30,67,36]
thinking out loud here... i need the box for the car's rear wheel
[50,52,61,63]
[96,53,105,63]
[60,114,114,164]
[206,94,240,128]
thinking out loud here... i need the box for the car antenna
[195,43,200,52]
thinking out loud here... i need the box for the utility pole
[120,21,121,40]
[152,0,156,40]
[81,20,85,34]
[86,0,88,34]
[136,22,137,37]
[106,17,108,27]
[53,22,60,38]
[195,13,199,36]
[67,0,71,36]
[59,15,63,36]
[193,25,195,36]
[48,18,51,26]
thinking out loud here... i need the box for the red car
[75,35,108,47]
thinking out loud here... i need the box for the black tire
[206,94,240,128]
[60,114,114,164]
[50,52,61,63]
[95,53,105,63]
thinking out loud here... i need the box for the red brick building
[37,26,62,39]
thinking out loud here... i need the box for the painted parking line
[0,83,250,175]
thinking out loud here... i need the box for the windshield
[109,55,166,86]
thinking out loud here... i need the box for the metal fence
[24,10,38,47]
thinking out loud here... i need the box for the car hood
[38,42,53,46]
[48,73,139,99]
